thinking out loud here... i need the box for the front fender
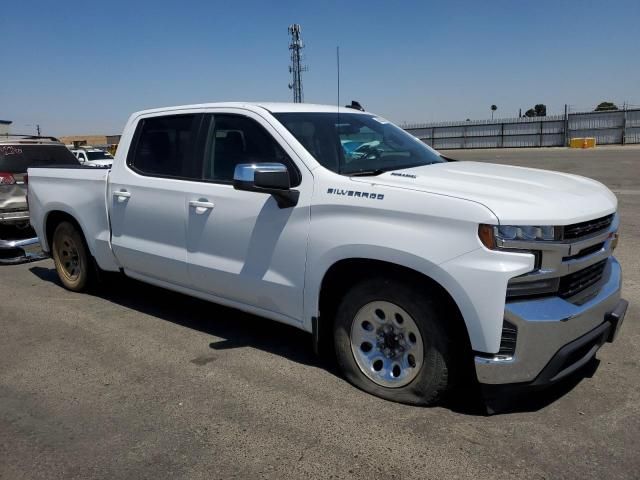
[305,245,533,354]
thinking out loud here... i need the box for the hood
[352,161,617,225]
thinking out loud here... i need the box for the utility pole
[288,24,307,103]
[36,124,41,136]
[564,104,569,147]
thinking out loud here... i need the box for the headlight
[478,224,557,249]
[496,225,556,241]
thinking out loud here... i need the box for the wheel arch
[314,257,473,362]
[44,210,91,256]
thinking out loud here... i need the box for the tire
[333,276,453,406]
[51,221,95,292]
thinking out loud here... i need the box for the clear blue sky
[2,0,639,136]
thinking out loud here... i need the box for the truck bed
[27,166,119,271]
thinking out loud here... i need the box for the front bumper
[0,236,48,264]
[475,257,625,385]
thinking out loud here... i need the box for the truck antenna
[336,46,340,108]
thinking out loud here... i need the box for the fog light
[507,277,560,298]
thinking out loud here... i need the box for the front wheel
[51,221,94,292]
[333,277,453,405]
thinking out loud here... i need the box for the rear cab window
[0,144,80,173]
[87,151,113,160]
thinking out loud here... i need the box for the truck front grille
[558,260,607,298]
[562,214,613,240]
[505,213,615,303]
[563,242,605,261]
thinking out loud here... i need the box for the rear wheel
[51,221,94,291]
[333,277,453,405]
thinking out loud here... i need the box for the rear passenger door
[185,111,311,322]
[109,113,203,287]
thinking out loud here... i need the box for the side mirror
[233,163,299,208]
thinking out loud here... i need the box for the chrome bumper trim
[0,210,30,223]
[0,236,48,264]
[475,257,623,385]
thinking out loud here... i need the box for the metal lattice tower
[288,24,307,103]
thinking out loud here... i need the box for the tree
[595,101,618,111]
[534,104,547,116]
[523,104,547,117]
[490,104,497,120]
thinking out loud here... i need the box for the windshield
[86,151,113,160]
[273,112,444,175]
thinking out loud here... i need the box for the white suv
[71,148,113,168]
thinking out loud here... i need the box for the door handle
[189,200,215,209]
[113,190,131,201]
[189,200,215,214]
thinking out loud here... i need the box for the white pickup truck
[28,102,627,406]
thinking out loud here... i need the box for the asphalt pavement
[1,146,638,479]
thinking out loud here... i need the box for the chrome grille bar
[562,214,614,240]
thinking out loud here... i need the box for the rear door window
[127,114,201,179]
[0,144,80,173]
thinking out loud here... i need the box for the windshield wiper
[347,168,387,177]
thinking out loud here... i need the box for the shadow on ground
[29,265,602,416]
[29,266,320,368]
